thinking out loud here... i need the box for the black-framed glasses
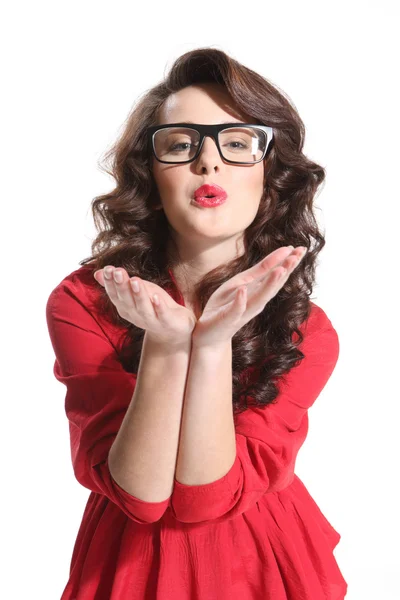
[147,123,274,165]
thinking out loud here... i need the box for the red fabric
[46,264,348,599]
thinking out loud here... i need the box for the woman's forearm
[108,331,191,502]
[174,340,237,486]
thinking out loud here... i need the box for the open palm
[192,245,307,348]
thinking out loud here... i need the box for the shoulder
[46,263,127,345]
[46,263,99,311]
[298,300,338,340]
[295,300,340,360]
[294,301,340,371]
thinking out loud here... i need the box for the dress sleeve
[169,307,340,524]
[46,277,170,524]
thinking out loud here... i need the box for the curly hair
[79,47,327,416]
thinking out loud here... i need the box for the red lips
[193,184,227,200]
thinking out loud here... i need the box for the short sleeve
[169,307,340,523]
[45,274,170,524]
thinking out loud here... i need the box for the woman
[46,47,348,599]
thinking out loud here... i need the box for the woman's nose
[197,136,220,161]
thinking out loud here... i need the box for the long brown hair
[79,47,326,416]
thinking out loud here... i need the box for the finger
[259,246,307,275]
[248,265,287,308]
[111,269,138,305]
[231,286,247,317]
[101,267,154,318]
[93,270,103,285]
[237,285,247,306]
[238,246,294,285]
[263,248,306,283]
[101,267,120,303]
[253,248,306,290]
[127,276,159,318]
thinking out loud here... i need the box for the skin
[94,82,308,343]
[94,244,307,347]
[151,82,267,315]
[92,86,307,496]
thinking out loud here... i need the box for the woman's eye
[225,141,247,149]
[170,143,191,151]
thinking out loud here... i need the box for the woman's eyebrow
[176,120,244,124]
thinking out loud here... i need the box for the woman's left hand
[191,245,307,349]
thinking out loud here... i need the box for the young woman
[46,47,348,599]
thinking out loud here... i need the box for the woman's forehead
[158,85,248,124]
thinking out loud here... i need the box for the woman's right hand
[93,266,197,346]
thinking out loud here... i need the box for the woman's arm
[108,331,191,502]
[174,339,236,485]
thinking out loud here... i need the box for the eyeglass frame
[147,122,274,165]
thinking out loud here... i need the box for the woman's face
[151,83,265,256]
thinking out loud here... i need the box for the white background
[2,1,399,598]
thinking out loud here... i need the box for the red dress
[46,264,348,599]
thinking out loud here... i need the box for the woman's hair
[80,47,327,416]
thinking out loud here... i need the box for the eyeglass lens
[153,126,267,163]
